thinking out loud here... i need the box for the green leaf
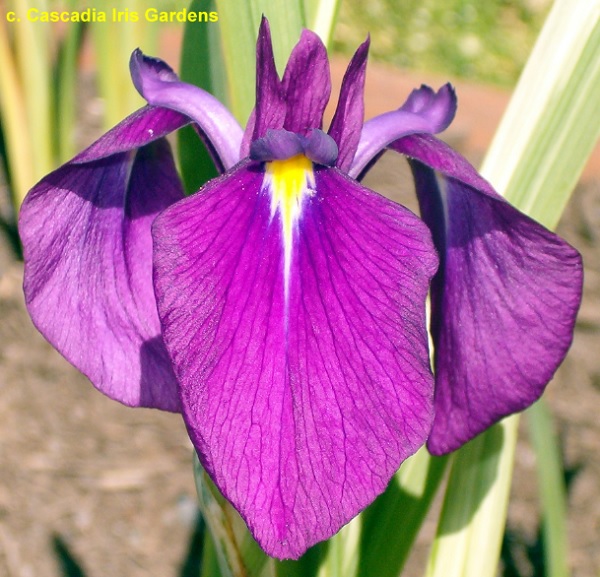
[54,0,85,162]
[481,0,600,229]
[180,0,229,106]
[10,0,54,181]
[527,399,570,577]
[357,449,448,577]
[89,0,145,131]
[200,531,225,577]
[274,542,328,577]
[193,453,273,577]
[213,0,306,123]
[302,0,341,47]
[317,516,361,577]
[425,419,519,577]
[0,16,33,206]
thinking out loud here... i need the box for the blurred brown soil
[0,58,599,577]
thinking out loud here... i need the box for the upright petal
[392,134,583,454]
[328,37,369,172]
[20,108,186,411]
[152,162,437,558]
[351,84,457,178]
[281,30,332,134]
[130,50,244,171]
[240,18,287,158]
[253,17,287,140]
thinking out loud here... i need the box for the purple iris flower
[19,18,582,559]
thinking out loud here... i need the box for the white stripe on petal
[264,154,315,308]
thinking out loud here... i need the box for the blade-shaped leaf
[10,0,53,183]
[302,0,341,47]
[358,449,448,577]
[274,543,328,577]
[481,0,600,227]
[0,16,32,206]
[214,0,306,123]
[193,453,274,577]
[54,0,84,162]
[527,399,570,577]
[425,419,518,577]
[317,517,361,577]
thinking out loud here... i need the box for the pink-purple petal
[281,30,332,135]
[20,139,184,411]
[328,38,369,171]
[251,17,287,142]
[394,134,583,454]
[152,163,437,558]
[350,84,457,178]
[130,49,243,170]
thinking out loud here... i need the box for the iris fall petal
[20,111,186,410]
[152,161,438,558]
[392,134,583,454]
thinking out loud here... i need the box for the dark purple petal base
[250,128,338,166]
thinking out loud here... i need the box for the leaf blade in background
[0,16,33,206]
[527,399,570,577]
[425,420,517,577]
[10,0,54,183]
[358,449,448,577]
[302,0,341,47]
[316,516,361,577]
[481,0,600,227]
[89,0,146,131]
[213,0,306,123]
[54,0,85,163]
[193,454,273,577]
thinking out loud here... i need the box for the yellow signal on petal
[264,154,315,299]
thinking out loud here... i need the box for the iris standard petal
[130,49,243,171]
[20,127,185,411]
[393,134,583,455]
[252,17,287,142]
[328,37,369,172]
[281,29,332,135]
[350,84,457,179]
[152,161,438,558]
[239,18,287,158]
